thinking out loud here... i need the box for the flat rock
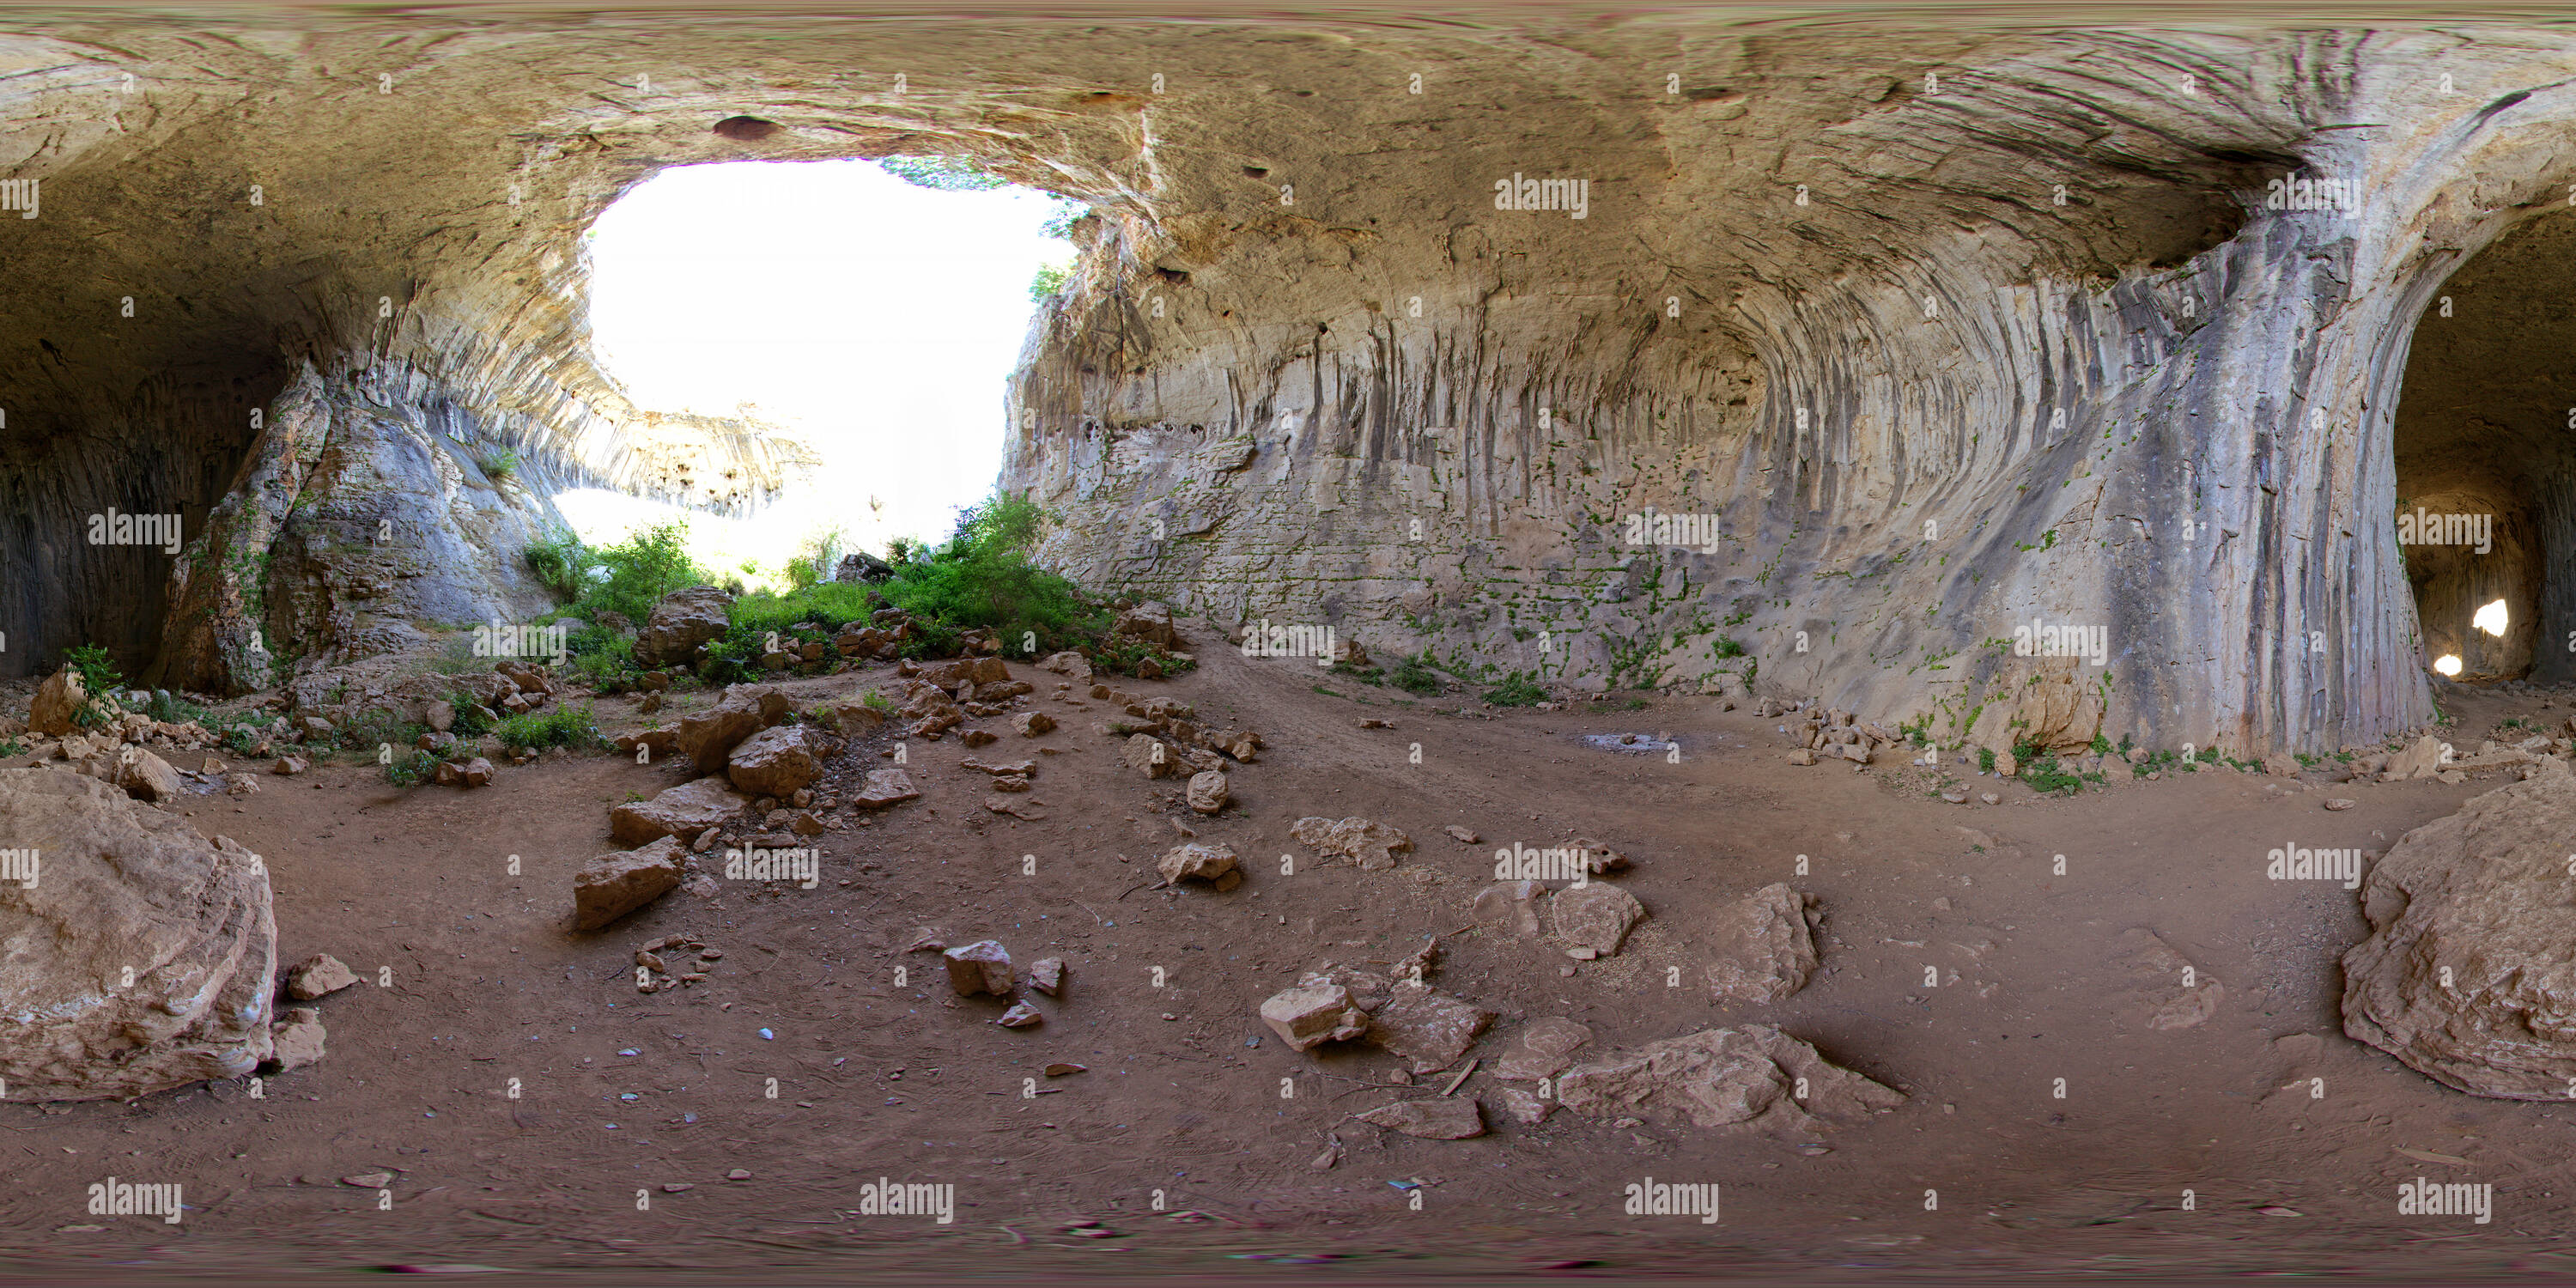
[573,835,685,932]
[1364,983,1493,1073]
[2343,760,2576,1097]
[1356,1097,1485,1139]
[2117,928,2222,1030]
[1259,982,1370,1051]
[1493,1017,1593,1081]
[1158,841,1239,884]
[727,724,820,798]
[1472,880,1543,935]
[609,776,749,848]
[0,769,278,1100]
[1444,825,1479,843]
[1550,882,1646,956]
[1291,816,1412,871]
[997,1002,1042,1028]
[1029,957,1066,996]
[285,952,360,999]
[945,940,1013,996]
[1556,1024,1902,1129]
[853,768,920,809]
[1704,883,1820,1005]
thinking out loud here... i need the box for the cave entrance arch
[2388,207,2576,684]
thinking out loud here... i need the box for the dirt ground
[6,648,2576,1283]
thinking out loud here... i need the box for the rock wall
[0,15,2571,748]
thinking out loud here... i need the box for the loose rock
[853,768,921,809]
[1185,769,1230,814]
[1550,882,1646,956]
[609,776,750,848]
[945,940,1013,996]
[1259,982,1370,1051]
[1356,1097,1485,1139]
[285,953,360,999]
[1290,816,1412,871]
[573,836,686,932]
[1556,1024,1903,1129]
[1157,841,1239,885]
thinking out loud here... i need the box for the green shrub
[567,628,637,692]
[444,692,494,738]
[1978,746,1996,774]
[60,644,123,726]
[494,702,605,752]
[144,690,211,726]
[1389,653,1443,696]
[428,635,484,676]
[1484,672,1547,707]
[0,737,22,758]
[1030,262,1072,302]
[1088,632,1194,678]
[881,493,1093,647]
[574,521,709,626]
[479,447,520,482]
[222,724,264,756]
[526,528,593,599]
[385,748,442,787]
[1711,636,1746,659]
[860,689,894,712]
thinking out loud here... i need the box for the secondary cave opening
[571,156,1082,579]
[2387,207,2576,684]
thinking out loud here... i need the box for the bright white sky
[563,158,1069,581]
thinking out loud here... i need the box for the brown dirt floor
[4,652,2573,1283]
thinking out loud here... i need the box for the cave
[13,10,2576,1279]
[2391,209,2576,685]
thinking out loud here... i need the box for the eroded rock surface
[1556,1025,1902,1130]
[1705,884,1820,1005]
[0,769,278,1100]
[2343,762,2576,1097]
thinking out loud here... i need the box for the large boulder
[727,724,821,798]
[1555,1024,1902,1130]
[1704,884,1820,1004]
[28,668,88,737]
[631,586,735,669]
[608,775,749,848]
[2343,761,2576,1097]
[1111,601,1178,647]
[0,769,278,1100]
[675,683,789,772]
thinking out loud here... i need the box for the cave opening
[2388,207,2576,684]
[573,156,1082,575]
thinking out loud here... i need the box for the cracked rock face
[0,769,278,1101]
[5,14,2573,749]
[2342,761,2576,1098]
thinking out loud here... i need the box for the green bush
[59,645,123,728]
[1978,746,1996,774]
[494,702,605,752]
[444,691,495,738]
[222,724,264,756]
[526,528,593,599]
[1711,636,1746,659]
[574,522,709,626]
[1484,672,1547,707]
[386,748,442,787]
[479,447,521,482]
[881,494,1093,647]
[0,737,22,758]
[1030,262,1072,302]
[566,627,637,692]
[1389,652,1443,696]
